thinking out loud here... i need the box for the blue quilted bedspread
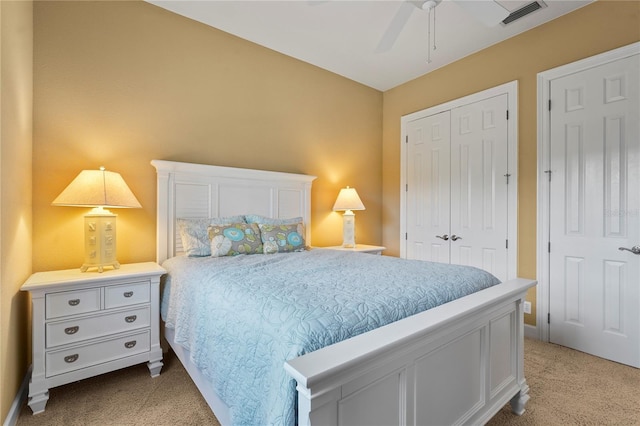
[161,249,500,425]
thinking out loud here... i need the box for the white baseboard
[2,364,31,426]
[524,323,538,340]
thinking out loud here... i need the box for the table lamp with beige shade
[52,167,141,272]
[332,186,365,248]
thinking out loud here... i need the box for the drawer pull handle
[124,340,137,349]
[123,291,134,298]
[64,354,79,363]
[68,299,80,306]
[64,326,79,335]
[125,315,137,323]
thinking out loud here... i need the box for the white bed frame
[152,159,536,426]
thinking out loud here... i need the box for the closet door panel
[450,95,509,281]
[406,111,451,263]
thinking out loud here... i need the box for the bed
[152,159,536,426]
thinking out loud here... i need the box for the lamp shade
[52,167,141,209]
[332,186,365,212]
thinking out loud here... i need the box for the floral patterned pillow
[177,216,246,257]
[258,223,307,254]
[208,223,263,257]
[244,214,303,225]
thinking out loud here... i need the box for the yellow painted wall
[0,2,634,418]
[382,0,640,325]
[32,0,383,273]
[0,0,33,421]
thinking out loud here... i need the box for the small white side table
[21,262,166,414]
[320,244,386,255]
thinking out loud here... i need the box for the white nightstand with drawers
[21,262,166,414]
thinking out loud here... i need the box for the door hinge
[506,239,509,249]
[548,313,551,324]
[544,170,552,182]
[406,184,408,192]
[504,173,511,184]
[548,99,552,111]
[405,135,408,143]
[548,242,551,253]
[506,110,509,120]
[405,232,408,240]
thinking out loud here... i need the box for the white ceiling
[147,0,593,91]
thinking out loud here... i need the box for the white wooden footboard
[285,278,536,426]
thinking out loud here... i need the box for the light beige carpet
[16,351,220,426]
[16,338,640,425]
[487,338,639,426]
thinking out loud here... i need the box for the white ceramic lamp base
[342,210,356,248]
[81,208,120,273]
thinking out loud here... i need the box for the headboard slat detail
[152,160,316,263]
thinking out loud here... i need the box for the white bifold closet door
[406,110,452,264]
[406,94,510,282]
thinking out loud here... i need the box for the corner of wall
[2,366,31,426]
[0,0,34,422]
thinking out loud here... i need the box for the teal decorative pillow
[258,223,307,254]
[208,223,263,257]
[244,214,303,225]
[177,216,246,257]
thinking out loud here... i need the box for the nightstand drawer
[22,262,165,413]
[46,330,151,378]
[105,281,150,309]
[46,306,151,348]
[46,288,101,319]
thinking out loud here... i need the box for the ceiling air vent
[501,1,547,26]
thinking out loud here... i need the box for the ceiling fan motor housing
[420,0,441,11]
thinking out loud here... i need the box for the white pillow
[244,214,303,225]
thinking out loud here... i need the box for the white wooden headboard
[151,160,316,263]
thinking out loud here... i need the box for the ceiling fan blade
[452,0,509,27]
[375,1,416,53]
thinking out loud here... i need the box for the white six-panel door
[547,52,639,367]
[450,95,510,280]
[406,111,451,263]
[405,94,510,282]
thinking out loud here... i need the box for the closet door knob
[618,245,640,255]
[436,234,449,241]
[451,235,462,241]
